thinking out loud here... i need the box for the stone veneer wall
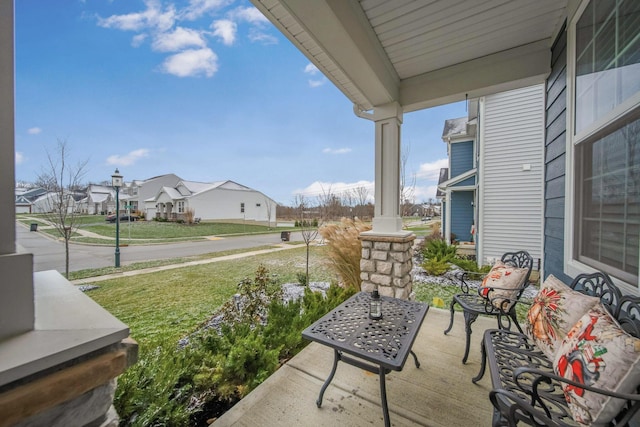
[359,234,415,300]
[0,338,137,427]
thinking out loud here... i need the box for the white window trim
[564,0,640,291]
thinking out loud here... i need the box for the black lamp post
[111,169,123,267]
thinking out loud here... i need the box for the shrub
[422,238,457,263]
[114,266,355,426]
[115,344,198,427]
[423,256,451,275]
[296,271,308,286]
[319,218,372,291]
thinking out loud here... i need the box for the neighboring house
[30,192,60,214]
[77,184,113,215]
[438,85,545,267]
[149,180,277,225]
[30,191,82,214]
[128,173,182,219]
[14,187,46,213]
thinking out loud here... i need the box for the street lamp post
[111,169,123,268]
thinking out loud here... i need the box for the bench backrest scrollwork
[569,271,640,339]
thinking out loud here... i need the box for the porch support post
[357,102,415,300]
[370,102,406,235]
[0,0,35,340]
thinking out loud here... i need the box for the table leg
[316,349,340,408]
[410,350,420,368]
[379,368,391,427]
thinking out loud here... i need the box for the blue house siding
[451,191,474,242]
[451,176,476,187]
[544,23,571,283]
[450,141,474,177]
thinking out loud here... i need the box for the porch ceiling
[251,0,568,112]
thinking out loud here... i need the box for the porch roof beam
[400,40,552,112]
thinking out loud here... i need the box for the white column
[0,1,35,340]
[367,102,410,236]
[0,0,15,255]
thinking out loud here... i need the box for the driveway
[16,223,302,273]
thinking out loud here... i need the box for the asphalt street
[16,223,301,273]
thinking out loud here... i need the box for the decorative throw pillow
[479,260,528,311]
[553,303,640,426]
[525,275,599,360]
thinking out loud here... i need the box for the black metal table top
[302,292,429,371]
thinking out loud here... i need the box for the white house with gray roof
[147,179,277,225]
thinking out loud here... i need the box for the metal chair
[443,250,534,363]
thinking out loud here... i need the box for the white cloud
[413,184,440,202]
[15,152,24,164]
[27,127,42,135]
[294,180,374,202]
[247,29,278,45]
[106,148,150,166]
[98,0,176,32]
[416,158,448,180]
[304,63,319,75]
[152,27,206,52]
[304,63,326,87]
[182,0,231,20]
[131,33,148,47]
[229,6,269,24]
[322,147,352,155]
[212,19,236,46]
[160,48,218,77]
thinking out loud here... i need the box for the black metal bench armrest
[455,270,487,294]
[489,388,564,427]
[514,366,640,402]
[513,367,640,425]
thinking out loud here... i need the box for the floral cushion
[553,303,640,426]
[525,275,599,360]
[479,260,529,311]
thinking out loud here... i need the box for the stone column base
[0,337,137,427]
[359,233,415,300]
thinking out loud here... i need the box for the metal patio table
[302,291,429,427]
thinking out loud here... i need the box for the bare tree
[353,185,370,219]
[37,139,88,278]
[400,143,416,217]
[263,197,276,228]
[294,194,320,285]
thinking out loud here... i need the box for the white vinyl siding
[479,85,545,265]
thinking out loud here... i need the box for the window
[240,203,245,213]
[575,111,640,283]
[574,0,640,134]
[572,0,640,284]
[177,201,184,213]
[256,203,261,207]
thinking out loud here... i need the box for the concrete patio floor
[214,307,497,426]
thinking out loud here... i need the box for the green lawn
[86,245,334,346]
[83,220,280,239]
[17,214,294,244]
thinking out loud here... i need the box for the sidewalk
[71,243,300,285]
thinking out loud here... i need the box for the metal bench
[473,272,640,426]
[444,250,534,363]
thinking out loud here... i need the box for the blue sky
[14,0,466,205]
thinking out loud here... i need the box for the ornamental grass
[319,217,371,291]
